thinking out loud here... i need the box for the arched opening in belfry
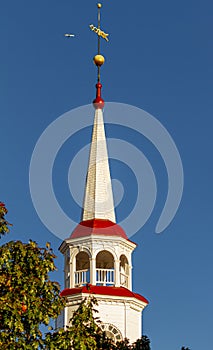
[120,254,129,288]
[75,251,90,287]
[96,250,115,286]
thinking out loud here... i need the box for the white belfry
[82,107,116,223]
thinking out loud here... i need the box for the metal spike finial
[97,3,101,55]
[90,3,109,108]
[90,3,109,83]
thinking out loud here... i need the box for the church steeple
[58,4,148,343]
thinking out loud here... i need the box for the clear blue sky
[1,1,213,349]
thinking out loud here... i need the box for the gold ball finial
[97,3,102,8]
[93,54,105,66]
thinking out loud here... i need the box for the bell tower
[58,3,148,343]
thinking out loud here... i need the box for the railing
[65,272,70,288]
[74,269,89,287]
[96,268,114,286]
[74,269,128,287]
[120,272,128,287]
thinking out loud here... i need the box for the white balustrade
[120,272,128,287]
[65,272,70,288]
[74,269,128,287]
[96,268,115,286]
[74,269,89,287]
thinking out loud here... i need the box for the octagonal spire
[82,106,116,223]
[82,3,115,223]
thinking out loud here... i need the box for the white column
[70,252,76,288]
[63,256,67,288]
[128,265,132,290]
[90,257,96,285]
[115,259,120,287]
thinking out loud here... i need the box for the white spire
[82,108,116,223]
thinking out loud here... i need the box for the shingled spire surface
[82,107,116,223]
[81,2,116,226]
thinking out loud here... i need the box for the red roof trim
[70,219,129,240]
[60,285,149,304]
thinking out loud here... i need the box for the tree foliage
[0,240,65,349]
[0,202,11,237]
[45,297,100,350]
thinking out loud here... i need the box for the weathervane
[90,3,108,109]
[90,3,109,82]
[64,3,108,109]
[89,2,109,46]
